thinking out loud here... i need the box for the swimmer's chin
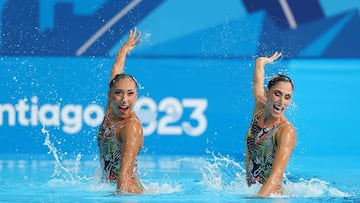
[272,104,285,115]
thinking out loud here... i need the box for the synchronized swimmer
[245,52,296,197]
[97,28,145,194]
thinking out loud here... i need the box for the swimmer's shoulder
[276,120,297,143]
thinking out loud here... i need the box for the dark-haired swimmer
[97,27,145,194]
[245,52,296,197]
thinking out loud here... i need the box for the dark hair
[109,73,139,89]
[267,74,294,90]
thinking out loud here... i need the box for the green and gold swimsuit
[97,112,144,191]
[245,110,285,187]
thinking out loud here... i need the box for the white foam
[37,124,354,198]
[180,152,351,198]
[144,182,183,194]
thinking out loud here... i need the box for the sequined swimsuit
[245,110,286,186]
[97,111,143,190]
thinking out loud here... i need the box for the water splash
[40,123,183,195]
[144,182,182,194]
[283,177,351,198]
[39,122,352,198]
[180,152,351,198]
[41,123,81,184]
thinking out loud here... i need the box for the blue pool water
[1,155,359,202]
[1,132,359,203]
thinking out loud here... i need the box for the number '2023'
[135,97,208,136]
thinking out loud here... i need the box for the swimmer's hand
[120,27,141,54]
[117,183,144,194]
[111,27,141,76]
[115,187,143,196]
[256,52,282,65]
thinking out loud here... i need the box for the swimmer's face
[265,81,293,118]
[109,77,138,118]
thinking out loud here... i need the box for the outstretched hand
[121,27,141,54]
[256,52,282,65]
[110,27,141,81]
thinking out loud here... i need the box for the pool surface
[1,116,360,202]
[1,152,359,202]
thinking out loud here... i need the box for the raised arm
[253,52,282,108]
[109,27,141,83]
[257,124,297,197]
[116,119,143,194]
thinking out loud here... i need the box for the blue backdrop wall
[1,0,360,157]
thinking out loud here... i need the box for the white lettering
[39,104,60,126]
[61,105,82,134]
[135,97,157,136]
[182,99,207,136]
[83,104,104,127]
[157,97,183,135]
[0,96,209,136]
[15,99,30,126]
[0,103,16,126]
[135,97,208,136]
[1,97,105,134]
[30,96,38,126]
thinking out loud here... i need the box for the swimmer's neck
[262,112,281,127]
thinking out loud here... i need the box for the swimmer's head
[265,74,294,118]
[108,73,138,118]
[109,73,139,90]
[267,74,294,91]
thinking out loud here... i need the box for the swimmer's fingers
[129,184,143,194]
[257,52,282,65]
[129,27,141,46]
[122,27,141,53]
[115,187,142,195]
[269,52,282,62]
[133,31,141,46]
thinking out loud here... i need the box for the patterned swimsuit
[97,111,144,190]
[245,110,285,187]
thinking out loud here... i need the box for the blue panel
[1,0,360,157]
[0,57,254,155]
[1,0,360,57]
[0,0,164,56]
